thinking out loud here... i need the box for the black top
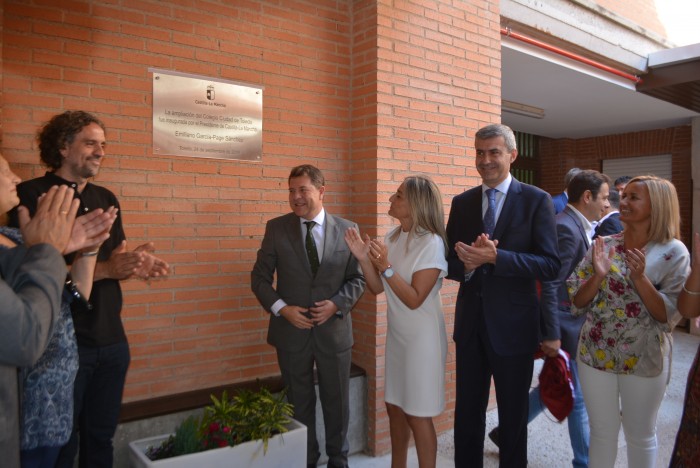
[9,172,127,347]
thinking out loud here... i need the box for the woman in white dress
[345,175,448,468]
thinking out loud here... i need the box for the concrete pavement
[336,327,698,467]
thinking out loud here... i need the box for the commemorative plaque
[151,69,263,161]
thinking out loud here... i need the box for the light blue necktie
[484,188,497,237]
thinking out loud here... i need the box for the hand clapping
[18,185,79,252]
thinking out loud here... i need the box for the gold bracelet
[682,284,700,296]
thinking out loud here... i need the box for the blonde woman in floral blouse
[567,176,690,468]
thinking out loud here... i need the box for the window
[512,131,539,185]
[602,154,672,182]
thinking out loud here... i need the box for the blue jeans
[20,445,62,468]
[55,342,130,468]
[529,360,589,468]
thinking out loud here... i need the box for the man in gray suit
[251,164,365,468]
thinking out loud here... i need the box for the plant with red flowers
[199,390,240,450]
[145,386,293,461]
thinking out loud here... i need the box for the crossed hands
[280,300,339,329]
[103,240,170,281]
[455,233,499,271]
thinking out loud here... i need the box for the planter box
[128,419,307,468]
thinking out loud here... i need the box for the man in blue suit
[447,124,560,468]
[551,167,581,214]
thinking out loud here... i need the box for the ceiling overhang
[637,43,700,113]
[501,33,700,139]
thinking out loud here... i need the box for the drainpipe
[501,27,643,84]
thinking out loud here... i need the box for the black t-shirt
[9,172,128,347]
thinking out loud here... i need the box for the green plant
[145,387,294,461]
[223,387,294,452]
[146,415,202,460]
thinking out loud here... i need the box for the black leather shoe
[488,427,500,448]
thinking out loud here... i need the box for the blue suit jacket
[551,192,567,214]
[446,178,560,356]
[539,206,589,355]
[593,211,623,238]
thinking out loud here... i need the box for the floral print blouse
[568,233,690,377]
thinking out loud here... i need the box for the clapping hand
[455,234,499,271]
[625,248,647,282]
[64,206,118,254]
[132,242,170,280]
[18,185,79,252]
[591,236,614,279]
[344,227,371,261]
[101,241,170,281]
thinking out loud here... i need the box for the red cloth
[534,349,574,422]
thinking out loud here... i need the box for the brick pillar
[349,0,502,455]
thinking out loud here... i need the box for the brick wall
[0,0,501,456]
[540,126,694,245]
[1,0,357,398]
[354,0,501,453]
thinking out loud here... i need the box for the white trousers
[577,356,669,468]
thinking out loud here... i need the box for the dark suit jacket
[539,206,589,355]
[446,178,560,356]
[551,192,568,214]
[251,212,365,354]
[593,211,623,238]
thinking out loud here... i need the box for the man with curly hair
[10,111,169,468]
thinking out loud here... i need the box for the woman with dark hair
[345,175,448,468]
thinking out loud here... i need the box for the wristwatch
[382,266,394,279]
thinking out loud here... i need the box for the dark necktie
[484,188,497,237]
[304,221,320,276]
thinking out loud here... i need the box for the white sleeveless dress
[382,229,447,417]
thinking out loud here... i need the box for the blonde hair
[389,175,448,254]
[627,175,681,243]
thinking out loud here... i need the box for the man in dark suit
[593,187,623,238]
[447,124,560,468]
[551,167,581,214]
[536,170,610,467]
[251,164,365,468]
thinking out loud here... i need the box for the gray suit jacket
[251,212,365,354]
[0,244,66,468]
[540,206,589,355]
